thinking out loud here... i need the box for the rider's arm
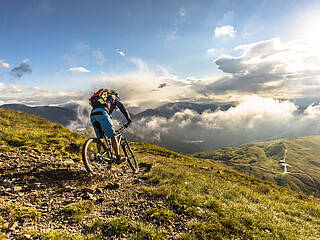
[113,96,131,123]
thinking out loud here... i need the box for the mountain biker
[89,88,132,164]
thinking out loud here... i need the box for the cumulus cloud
[200,38,320,98]
[0,60,10,68]
[10,59,32,78]
[214,25,236,37]
[69,67,90,73]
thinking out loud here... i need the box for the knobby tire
[82,138,110,175]
[121,139,139,173]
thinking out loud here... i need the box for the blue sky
[1,0,320,108]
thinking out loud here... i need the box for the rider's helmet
[110,89,120,100]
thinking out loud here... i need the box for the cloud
[214,25,236,37]
[178,7,186,17]
[0,82,83,106]
[69,67,90,73]
[91,58,197,111]
[128,95,320,152]
[10,59,32,78]
[0,82,7,92]
[116,49,126,57]
[207,48,225,58]
[207,48,215,54]
[197,38,320,98]
[0,60,10,68]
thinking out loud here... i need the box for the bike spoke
[82,138,111,175]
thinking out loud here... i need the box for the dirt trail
[0,149,155,238]
[279,143,319,195]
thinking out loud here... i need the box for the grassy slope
[0,108,320,239]
[0,108,84,161]
[192,137,320,197]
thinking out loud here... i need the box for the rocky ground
[0,149,186,239]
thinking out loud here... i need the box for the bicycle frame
[82,123,138,174]
[99,124,129,160]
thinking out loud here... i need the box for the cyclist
[89,89,132,164]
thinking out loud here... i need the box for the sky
[1,0,320,110]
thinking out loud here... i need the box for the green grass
[132,221,165,240]
[63,200,95,223]
[135,143,320,239]
[0,108,85,161]
[102,217,130,236]
[192,137,320,197]
[84,216,165,239]
[0,203,40,223]
[145,207,175,224]
[17,229,100,240]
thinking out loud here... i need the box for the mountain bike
[82,123,139,175]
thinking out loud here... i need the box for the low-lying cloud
[127,95,320,152]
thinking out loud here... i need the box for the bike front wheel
[82,138,111,175]
[121,140,139,173]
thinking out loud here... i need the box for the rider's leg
[111,136,120,155]
[111,136,125,163]
[94,110,125,162]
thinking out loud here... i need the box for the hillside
[192,137,320,198]
[0,108,320,239]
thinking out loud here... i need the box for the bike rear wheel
[82,138,111,175]
[121,140,139,173]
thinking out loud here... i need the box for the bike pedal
[115,157,127,165]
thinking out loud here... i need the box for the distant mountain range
[0,104,78,126]
[134,101,235,119]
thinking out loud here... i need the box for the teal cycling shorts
[90,108,116,139]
